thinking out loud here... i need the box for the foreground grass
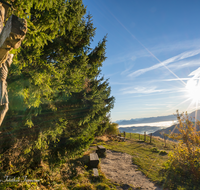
[0,148,119,190]
[1,133,192,190]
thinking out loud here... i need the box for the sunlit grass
[96,134,176,185]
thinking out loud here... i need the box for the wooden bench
[93,168,99,177]
[90,153,99,168]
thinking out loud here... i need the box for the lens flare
[186,78,200,102]
[186,67,200,105]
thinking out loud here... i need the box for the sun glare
[186,78,200,103]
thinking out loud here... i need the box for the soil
[100,149,164,190]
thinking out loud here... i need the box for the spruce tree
[0,0,115,168]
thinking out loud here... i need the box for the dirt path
[100,150,164,190]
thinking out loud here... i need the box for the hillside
[152,122,200,139]
[152,124,179,139]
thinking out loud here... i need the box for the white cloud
[188,67,200,77]
[168,58,200,72]
[120,65,134,75]
[128,49,200,78]
[162,78,194,82]
[121,86,169,94]
[120,85,186,95]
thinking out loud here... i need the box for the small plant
[73,182,95,190]
[151,147,160,153]
[96,183,110,190]
[159,150,168,155]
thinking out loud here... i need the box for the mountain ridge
[117,110,200,137]
[116,114,177,125]
[116,110,200,125]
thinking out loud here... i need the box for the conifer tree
[0,0,115,167]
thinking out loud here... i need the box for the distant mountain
[116,110,200,125]
[188,109,200,121]
[152,124,178,138]
[119,126,162,134]
[152,110,200,139]
[116,115,177,125]
[117,110,200,138]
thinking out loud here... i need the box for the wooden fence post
[139,134,140,140]
[130,133,131,139]
[150,133,152,144]
[123,131,126,138]
[144,132,146,142]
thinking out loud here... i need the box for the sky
[82,0,200,122]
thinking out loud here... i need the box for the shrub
[163,110,200,188]
[73,183,95,190]
[96,183,110,190]
[151,147,160,153]
[105,123,119,135]
[159,150,168,155]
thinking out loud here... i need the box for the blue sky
[82,0,200,122]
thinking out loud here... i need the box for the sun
[186,78,200,103]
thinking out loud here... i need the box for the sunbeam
[167,97,192,112]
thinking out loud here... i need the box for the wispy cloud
[120,65,134,75]
[168,58,200,71]
[145,103,169,106]
[149,38,200,55]
[110,82,130,85]
[121,86,170,94]
[128,49,200,78]
[162,78,195,82]
[120,85,186,95]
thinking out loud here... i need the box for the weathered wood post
[0,1,27,126]
[130,132,131,139]
[139,134,140,140]
[144,132,146,142]
[164,134,167,148]
[123,131,126,138]
[150,133,152,144]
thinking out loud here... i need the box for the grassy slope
[95,133,176,186]
[0,133,177,189]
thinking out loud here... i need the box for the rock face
[0,2,27,126]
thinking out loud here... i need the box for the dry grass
[96,135,110,142]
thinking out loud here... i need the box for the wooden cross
[0,1,27,126]
[0,2,27,65]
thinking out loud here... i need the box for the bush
[105,123,119,135]
[96,183,110,190]
[159,150,168,155]
[73,183,95,190]
[151,147,160,153]
[163,110,200,188]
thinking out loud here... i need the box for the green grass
[0,148,119,190]
[96,133,177,186]
[0,133,178,189]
